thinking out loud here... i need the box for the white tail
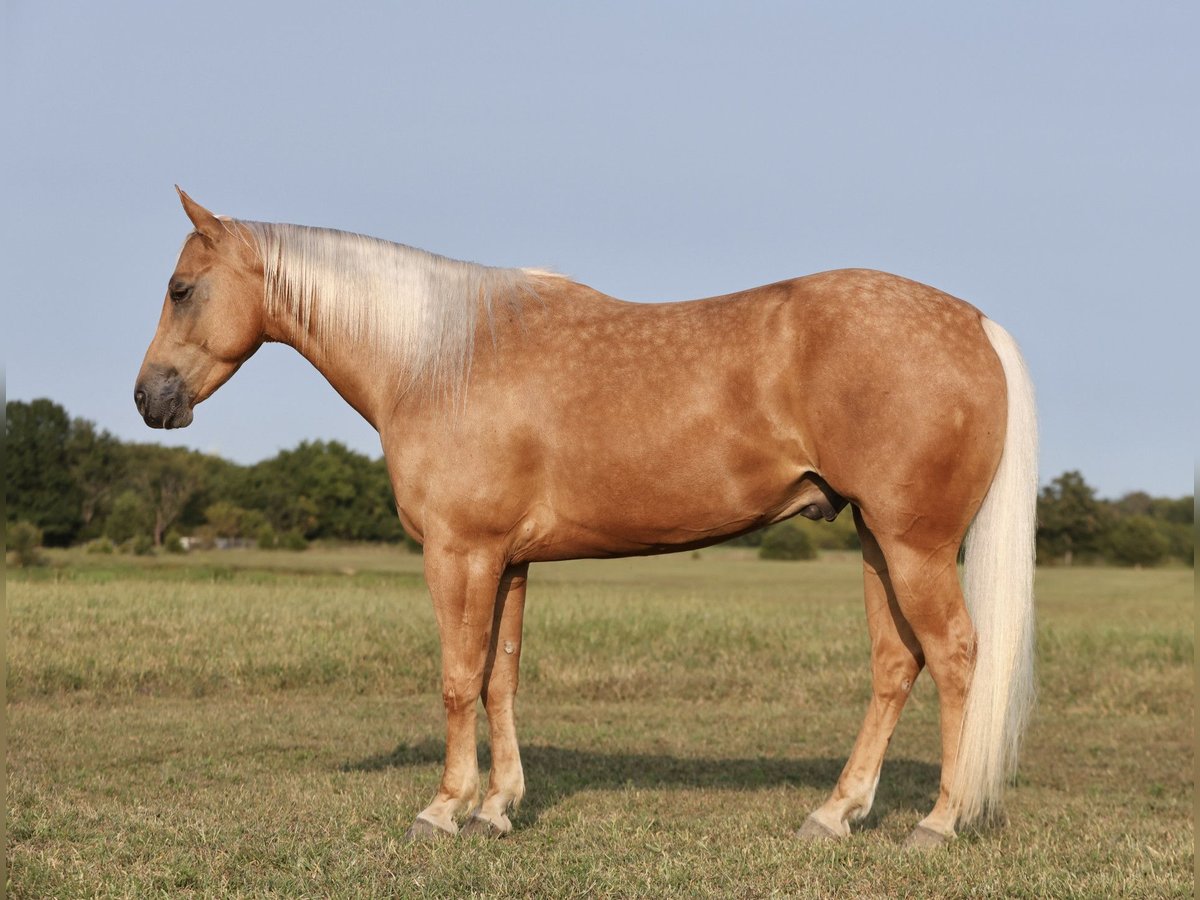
[952,317,1038,826]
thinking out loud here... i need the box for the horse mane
[237,220,540,394]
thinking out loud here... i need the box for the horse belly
[513,310,822,559]
[519,427,830,561]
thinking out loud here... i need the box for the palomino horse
[137,189,1037,848]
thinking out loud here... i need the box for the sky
[3,2,1196,499]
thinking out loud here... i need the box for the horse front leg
[461,563,529,837]
[405,546,505,840]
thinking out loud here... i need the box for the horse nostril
[135,389,147,412]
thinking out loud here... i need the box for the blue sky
[4,2,1196,498]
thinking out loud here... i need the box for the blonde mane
[238,220,538,394]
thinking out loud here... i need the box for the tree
[1108,491,1193,566]
[1141,495,1193,566]
[1165,522,1194,566]
[5,399,83,545]
[123,445,205,547]
[68,417,125,534]
[8,521,44,567]
[1106,515,1169,567]
[205,501,248,539]
[1037,471,1108,565]
[240,441,402,542]
[1112,491,1154,517]
[106,491,152,544]
[203,501,268,540]
[1148,496,1193,525]
[177,452,246,532]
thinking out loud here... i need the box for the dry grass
[6,549,1194,897]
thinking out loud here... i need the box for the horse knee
[485,668,519,707]
[442,671,483,712]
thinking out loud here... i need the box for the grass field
[6,546,1194,898]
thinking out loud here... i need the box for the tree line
[1035,470,1192,567]
[5,398,1194,566]
[6,398,405,553]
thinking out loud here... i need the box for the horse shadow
[342,740,940,830]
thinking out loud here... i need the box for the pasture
[6,547,1194,898]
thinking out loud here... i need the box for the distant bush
[85,536,115,555]
[187,526,216,551]
[279,530,308,552]
[724,511,858,553]
[1106,516,1169,567]
[164,531,186,554]
[131,534,155,556]
[9,521,45,567]
[106,491,151,545]
[759,524,816,561]
[1158,521,1194,567]
[255,524,278,550]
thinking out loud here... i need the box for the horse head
[134,188,264,428]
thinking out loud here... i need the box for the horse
[136,188,1036,848]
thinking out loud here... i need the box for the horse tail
[952,316,1038,826]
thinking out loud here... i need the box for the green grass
[6,549,1194,897]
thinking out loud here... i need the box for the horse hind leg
[461,564,529,837]
[799,507,925,840]
[871,528,977,848]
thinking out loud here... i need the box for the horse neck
[259,261,569,432]
[262,286,521,431]
[262,301,396,431]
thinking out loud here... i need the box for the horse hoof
[404,816,455,842]
[460,813,509,839]
[796,815,842,842]
[903,824,952,850]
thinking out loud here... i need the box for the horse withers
[136,188,1036,848]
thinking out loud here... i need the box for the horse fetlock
[474,797,515,829]
[847,795,875,824]
[480,779,523,816]
[490,767,525,806]
[426,776,481,825]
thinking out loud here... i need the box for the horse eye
[169,281,193,303]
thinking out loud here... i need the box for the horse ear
[175,185,224,243]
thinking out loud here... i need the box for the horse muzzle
[134,368,195,429]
